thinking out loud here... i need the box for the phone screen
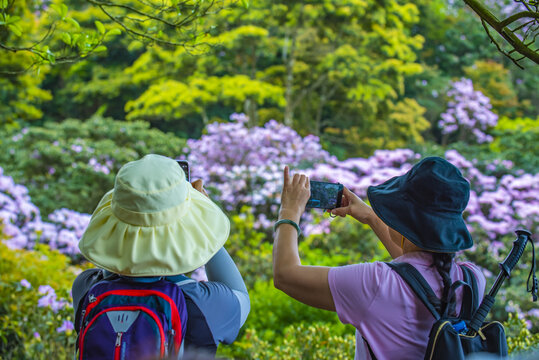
[176,160,190,182]
[306,180,343,209]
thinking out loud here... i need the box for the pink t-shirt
[328,252,486,360]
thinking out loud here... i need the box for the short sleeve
[180,280,242,346]
[328,262,389,326]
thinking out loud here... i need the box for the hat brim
[79,185,230,276]
[367,176,473,253]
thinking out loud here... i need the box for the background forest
[1,0,538,358]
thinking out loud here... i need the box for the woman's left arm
[272,167,336,312]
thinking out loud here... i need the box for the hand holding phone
[330,186,376,224]
[306,180,343,210]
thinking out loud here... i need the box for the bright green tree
[122,0,427,155]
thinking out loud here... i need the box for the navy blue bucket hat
[367,156,473,252]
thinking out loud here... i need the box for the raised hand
[279,166,310,221]
[330,186,375,224]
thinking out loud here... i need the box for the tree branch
[463,0,538,67]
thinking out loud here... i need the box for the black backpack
[386,262,508,360]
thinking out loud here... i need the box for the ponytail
[430,253,456,316]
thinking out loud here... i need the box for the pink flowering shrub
[185,115,537,243]
[438,78,498,144]
[0,166,89,257]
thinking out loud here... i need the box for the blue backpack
[76,277,188,360]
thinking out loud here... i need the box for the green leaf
[93,45,107,53]
[61,32,72,46]
[7,16,20,25]
[95,20,105,35]
[50,4,61,16]
[8,24,22,36]
[47,51,56,65]
[66,17,80,30]
[106,28,121,36]
[60,4,68,18]
[0,0,7,10]
[241,0,250,9]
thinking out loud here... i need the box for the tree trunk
[244,98,258,127]
[283,30,297,128]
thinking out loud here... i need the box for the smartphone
[176,160,190,182]
[306,180,343,210]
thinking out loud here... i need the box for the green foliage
[0,116,186,215]
[218,279,354,359]
[0,53,53,128]
[489,116,539,173]
[307,214,391,263]
[124,75,285,129]
[463,60,520,117]
[115,0,427,151]
[0,0,119,66]
[504,313,539,355]
[0,241,82,359]
[221,323,355,359]
[227,209,274,288]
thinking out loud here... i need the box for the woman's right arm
[204,247,250,326]
[190,179,250,325]
[331,187,403,259]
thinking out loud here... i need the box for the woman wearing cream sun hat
[72,154,250,356]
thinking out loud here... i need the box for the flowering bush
[0,242,80,359]
[0,167,89,257]
[1,114,538,358]
[185,116,537,244]
[438,78,498,144]
[185,113,334,215]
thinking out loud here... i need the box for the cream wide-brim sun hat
[78,154,230,276]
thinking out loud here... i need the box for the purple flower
[438,78,497,144]
[56,320,74,333]
[70,144,83,153]
[38,285,54,295]
[20,279,32,289]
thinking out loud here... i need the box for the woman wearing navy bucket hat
[273,156,486,359]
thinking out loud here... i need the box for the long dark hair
[430,252,457,316]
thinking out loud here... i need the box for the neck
[402,240,423,254]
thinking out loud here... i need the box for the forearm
[273,209,302,282]
[272,210,335,311]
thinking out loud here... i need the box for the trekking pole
[467,229,536,335]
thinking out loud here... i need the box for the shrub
[0,166,89,259]
[490,116,539,174]
[0,116,186,215]
[223,324,355,360]
[504,313,539,355]
[438,78,498,144]
[218,279,354,359]
[0,241,86,359]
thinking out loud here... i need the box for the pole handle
[499,229,531,277]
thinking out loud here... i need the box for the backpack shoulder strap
[458,265,479,320]
[386,262,441,320]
